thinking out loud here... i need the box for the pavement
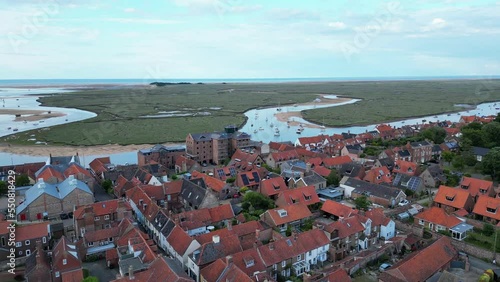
[83,260,119,282]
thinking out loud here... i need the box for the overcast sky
[1,0,499,79]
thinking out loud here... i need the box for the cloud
[327,21,346,30]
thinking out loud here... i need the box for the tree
[225,177,236,184]
[354,196,371,211]
[15,174,30,187]
[242,191,274,211]
[326,169,340,186]
[482,147,500,181]
[452,155,465,171]
[82,277,99,282]
[483,223,495,236]
[102,179,113,193]
[0,181,7,196]
[420,127,447,144]
[461,122,484,147]
[481,122,500,148]
[441,151,454,165]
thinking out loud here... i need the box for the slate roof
[472,146,490,156]
[180,178,207,208]
[302,171,326,186]
[338,162,364,178]
[344,177,405,200]
[17,176,92,214]
[191,234,243,266]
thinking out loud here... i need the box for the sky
[0,0,499,79]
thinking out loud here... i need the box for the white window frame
[55,272,60,278]
[297,254,301,261]
[273,264,277,270]
[94,216,100,221]
[104,215,110,220]
[88,242,94,247]
[282,260,286,267]
[18,251,23,255]
[16,242,21,247]
[63,259,67,265]
[25,240,30,245]
[42,237,47,244]
[26,249,31,256]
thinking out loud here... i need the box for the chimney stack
[227,220,232,231]
[306,163,311,173]
[226,255,233,265]
[255,229,260,241]
[212,235,220,244]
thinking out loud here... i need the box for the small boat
[23,120,27,124]
[13,128,18,131]
[251,124,253,127]
[253,129,258,133]
[275,128,280,133]
[433,115,438,118]
[447,113,451,116]
[287,125,290,128]
[7,127,11,130]
[33,123,38,126]
[293,104,298,107]
[65,119,68,121]
[265,118,268,122]
[270,123,274,128]
[274,131,280,136]
[259,127,264,131]
[39,120,44,123]
[422,119,426,122]
[296,129,301,134]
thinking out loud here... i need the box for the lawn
[3,79,500,145]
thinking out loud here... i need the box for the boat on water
[253,129,258,133]
[274,132,280,136]
[433,115,438,118]
[7,127,11,130]
[270,123,274,128]
[259,127,264,131]
[296,129,301,134]
[39,120,44,123]
[33,123,38,126]
[13,128,18,131]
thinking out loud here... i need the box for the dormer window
[245,258,255,268]
[408,167,413,172]
[479,189,487,194]
[487,207,497,213]
[461,185,469,190]
[445,195,455,202]
[278,210,288,217]
[273,184,280,190]
[304,195,311,201]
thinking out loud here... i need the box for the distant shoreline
[1,76,500,88]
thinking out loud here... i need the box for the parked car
[398,199,409,206]
[379,263,392,272]
[59,213,69,220]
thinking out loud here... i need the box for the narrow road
[469,255,498,271]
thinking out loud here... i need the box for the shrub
[483,223,495,236]
[83,269,90,278]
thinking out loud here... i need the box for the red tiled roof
[473,195,500,221]
[415,207,462,228]
[231,149,261,165]
[237,170,262,187]
[313,166,331,177]
[454,208,469,217]
[270,150,299,162]
[393,160,417,176]
[434,185,472,210]
[307,157,323,167]
[276,185,320,207]
[257,229,329,266]
[84,227,119,242]
[269,141,295,152]
[175,155,197,169]
[208,204,235,222]
[460,115,478,123]
[141,184,165,200]
[264,204,312,226]
[89,157,111,175]
[74,199,131,219]
[175,208,212,231]
[16,222,50,242]
[297,135,327,146]
[326,268,352,282]
[325,216,365,238]
[52,236,82,277]
[192,170,226,192]
[200,259,227,282]
[64,163,91,178]
[380,237,457,282]
[365,208,391,227]
[194,234,243,266]
[259,177,288,197]
[37,167,65,182]
[167,226,193,255]
[321,199,358,218]
[460,177,493,197]
[163,180,183,194]
[364,166,392,184]
[377,124,394,133]
[112,256,192,282]
[231,248,267,277]
[322,156,352,167]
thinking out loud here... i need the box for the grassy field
[3,80,500,146]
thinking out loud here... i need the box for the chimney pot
[226,255,233,265]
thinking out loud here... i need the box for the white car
[398,199,409,206]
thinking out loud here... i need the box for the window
[282,261,286,267]
[297,254,301,261]
[42,237,47,244]
[282,270,286,277]
[95,216,100,221]
[88,242,94,247]
[26,249,31,256]
[419,220,424,226]
[167,195,171,201]
[63,259,67,265]
[19,251,23,255]
[104,215,110,220]
[1,237,4,246]
[16,242,21,247]
[25,240,30,245]
[55,272,60,278]
[273,264,277,270]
